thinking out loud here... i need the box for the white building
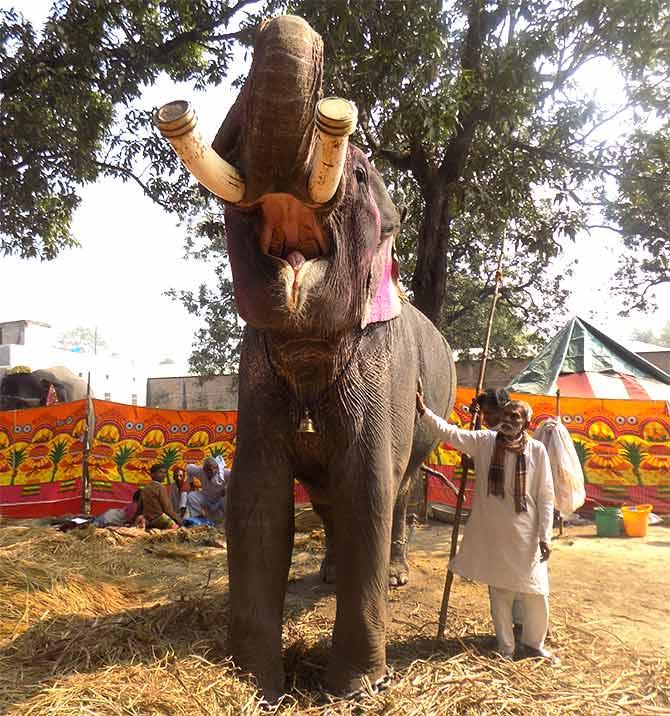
[0,320,149,405]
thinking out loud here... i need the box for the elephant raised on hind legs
[157,15,456,702]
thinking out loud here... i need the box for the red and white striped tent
[508,317,670,400]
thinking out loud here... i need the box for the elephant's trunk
[227,15,327,203]
[156,16,357,206]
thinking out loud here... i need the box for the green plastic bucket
[594,507,622,537]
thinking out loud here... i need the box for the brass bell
[298,407,317,434]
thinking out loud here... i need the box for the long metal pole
[436,250,505,640]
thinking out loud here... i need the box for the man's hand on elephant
[416,378,426,416]
[539,541,551,562]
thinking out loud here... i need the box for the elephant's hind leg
[312,501,336,583]
[389,468,418,587]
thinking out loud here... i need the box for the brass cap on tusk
[153,99,245,204]
[315,97,358,138]
[154,100,198,138]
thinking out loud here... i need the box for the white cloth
[489,587,549,654]
[94,507,126,527]
[422,409,554,595]
[533,418,585,518]
[185,456,230,522]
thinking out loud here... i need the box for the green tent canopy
[508,317,670,399]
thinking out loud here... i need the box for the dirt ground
[407,520,670,657]
[0,516,668,715]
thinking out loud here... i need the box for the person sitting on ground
[94,490,142,528]
[168,465,200,516]
[140,464,181,530]
[417,386,556,662]
[184,455,230,523]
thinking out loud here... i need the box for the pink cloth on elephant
[365,238,402,326]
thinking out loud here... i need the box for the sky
[1,2,668,377]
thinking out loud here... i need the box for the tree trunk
[411,184,451,324]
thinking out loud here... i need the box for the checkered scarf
[488,431,528,513]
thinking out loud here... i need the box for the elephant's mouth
[255,193,330,272]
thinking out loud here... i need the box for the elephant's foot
[388,557,410,587]
[324,665,394,701]
[319,555,336,584]
[230,639,285,707]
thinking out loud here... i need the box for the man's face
[155,467,168,482]
[203,460,218,478]
[499,404,527,438]
[482,406,503,428]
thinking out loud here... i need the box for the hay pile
[0,522,667,715]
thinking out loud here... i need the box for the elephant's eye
[354,166,367,185]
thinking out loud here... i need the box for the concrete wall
[146,375,239,410]
[145,351,670,411]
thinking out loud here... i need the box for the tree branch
[93,160,172,211]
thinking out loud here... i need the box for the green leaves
[0,0,257,260]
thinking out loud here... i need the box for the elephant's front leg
[327,451,393,696]
[226,442,294,702]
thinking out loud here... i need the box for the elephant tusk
[154,100,245,204]
[308,97,358,205]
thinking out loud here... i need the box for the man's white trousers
[488,586,548,655]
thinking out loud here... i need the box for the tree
[608,126,670,313]
[165,214,244,374]
[0,0,258,260]
[5,2,669,372]
[631,321,670,348]
[285,0,670,334]
[56,326,108,354]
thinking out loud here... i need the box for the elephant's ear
[361,234,403,328]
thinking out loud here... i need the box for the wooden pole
[436,251,505,640]
[82,372,92,515]
[555,388,564,537]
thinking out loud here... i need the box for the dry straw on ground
[0,519,667,715]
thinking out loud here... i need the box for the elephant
[0,366,89,410]
[156,15,456,702]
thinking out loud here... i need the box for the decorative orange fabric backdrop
[2,388,669,518]
[89,400,237,512]
[425,387,670,513]
[0,401,87,518]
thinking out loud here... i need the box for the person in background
[169,465,201,516]
[184,455,230,523]
[140,464,181,530]
[476,387,510,429]
[94,490,142,528]
[417,387,556,662]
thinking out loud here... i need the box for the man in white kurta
[184,455,230,523]
[418,394,555,659]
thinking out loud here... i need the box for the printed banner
[2,387,669,519]
[0,401,87,518]
[89,400,238,513]
[426,387,670,514]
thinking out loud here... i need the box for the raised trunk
[411,186,451,324]
[212,16,323,202]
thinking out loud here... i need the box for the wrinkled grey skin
[213,16,456,701]
[0,366,88,410]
